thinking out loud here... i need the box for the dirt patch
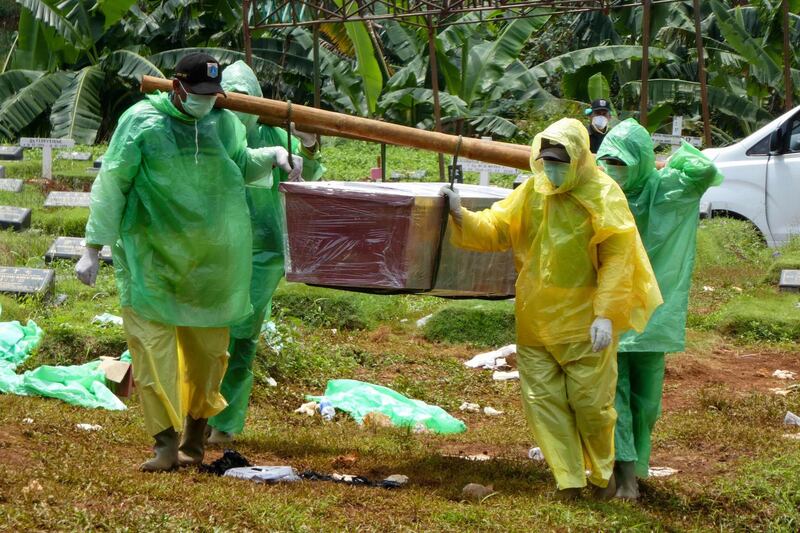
[0,426,33,471]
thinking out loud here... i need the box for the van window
[747,134,771,156]
[789,117,800,153]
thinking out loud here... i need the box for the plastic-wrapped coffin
[280,181,517,298]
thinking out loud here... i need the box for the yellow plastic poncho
[451,118,662,346]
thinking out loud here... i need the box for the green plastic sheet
[308,379,466,434]
[597,118,723,352]
[0,320,126,411]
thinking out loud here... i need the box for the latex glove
[590,317,613,352]
[290,122,317,148]
[440,186,462,226]
[274,148,304,181]
[75,247,100,286]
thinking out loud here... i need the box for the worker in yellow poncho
[442,118,662,500]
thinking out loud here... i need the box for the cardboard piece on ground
[99,356,133,398]
[0,178,23,192]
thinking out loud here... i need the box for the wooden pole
[782,0,793,111]
[639,0,651,127]
[427,17,446,180]
[693,0,712,147]
[242,0,253,67]
[141,75,532,171]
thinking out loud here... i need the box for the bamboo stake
[141,75,533,171]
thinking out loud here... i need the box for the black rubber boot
[614,461,640,500]
[178,417,208,466]
[589,472,617,501]
[553,487,582,501]
[139,428,179,472]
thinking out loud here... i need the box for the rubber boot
[614,461,640,500]
[589,473,616,501]
[207,427,235,445]
[178,417,208,466]
[553,487,582,502]
[139,428,179,472]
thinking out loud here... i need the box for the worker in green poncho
[206,60,325,444]
[596,118,723,499]
[76,53,301,472]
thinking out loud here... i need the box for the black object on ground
[299,470,404,489]
[199,450,252,476]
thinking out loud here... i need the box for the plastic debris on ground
[75,423,102,431]
[483,406,504,416]
[306,379,466,434]
[459,402,480,413]
[462,483,496,502]
[224,466,301,483]
[300,471,407,489]
[295,401,318,416]
[199,450,252,476]
[782,433,800,440]
[0,320,126,411]
[92,313,123,326]
[784,411,800,427]
[771,384,800,396]
[528,447,545,461]
[464,345,516,369]
[492,370,519,381]
[416,314,433,328]
[266,377,278,387]
[22,417,33,424]
[648,467,678,478]
[702,286,715,292]
[772,369,797,380]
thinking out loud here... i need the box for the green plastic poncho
[0,320,125,410]
[85,91,267,327]
[597,118,723,352]
[209,61,325,435]
[308,379,466,434]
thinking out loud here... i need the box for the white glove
[274,147,304,182]
[590,317,613,352]
[440,186,462,226]
[75,247,101,286]
[290,122,317,148]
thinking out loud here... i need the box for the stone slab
[0,178,23,193]
[0,166,4,178]
[0,267,54,296]
[45,237,112,264]
[779,269,800,292]
[0,146,23,160]
[59,151,92,161]
[44,191,91,208]
[0,206,32,231]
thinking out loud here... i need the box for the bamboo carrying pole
[140,75,533,171]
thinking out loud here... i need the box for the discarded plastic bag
[784,411,800,427]
[464,345,516,369]
[772,370,797,380]
[224,466,301,483]
[492,370,519,381]
[92,313,123,326]
[648,467,678,478]
[307,379,466,434]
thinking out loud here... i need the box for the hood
[221,60,263,97]
[530,118,593,195]
[146,90,195,122]
[595,118,655,195]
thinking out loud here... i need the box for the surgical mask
[543,161,569,188]
[592,115,609,131]
[179,83,217,119]
[602,163,629,187]
[233,110,258,132]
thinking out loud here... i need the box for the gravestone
[20,137,76,179]
[0,206,32,230]
[0,179,23,193]
[59,151,92,161]
[0,146,23,160]
[0,166,5,178]
[44,191,91,208]
[93,155,104,169]
[0,267,54,296]
[779,270,800,292]
[45,237,112,264]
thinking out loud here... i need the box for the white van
[701,104,800,246]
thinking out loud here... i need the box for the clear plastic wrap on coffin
[279,181,517,298]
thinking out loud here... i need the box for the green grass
[713,292,800,343]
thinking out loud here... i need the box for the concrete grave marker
[459,138,518,186]
[59,151,92,161]
[44,191,91,208]
[779,269,800,292]
[0,166,5,178]
[0,206,31,230]
[0,146,23,160]
[0,267,54,296]
[0,179,23,193]
[45,237,112,263]
[20,137,76,179]
[651,116,702,151]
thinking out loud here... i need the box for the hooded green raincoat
[85,92,265,328]
[209,61,325,435]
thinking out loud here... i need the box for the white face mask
[592,115,609,131]
[602,163,629,187]
[179,82,217,119]
[543,160,570,188]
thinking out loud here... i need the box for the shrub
[715,293,800,343]
[423,300,515,347]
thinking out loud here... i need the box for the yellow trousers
[517,341,618,489]
[122,307,230,436]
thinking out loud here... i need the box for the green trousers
[614,351,665,478]
[517,341,618,489]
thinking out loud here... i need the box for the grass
[2,142,800,530]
